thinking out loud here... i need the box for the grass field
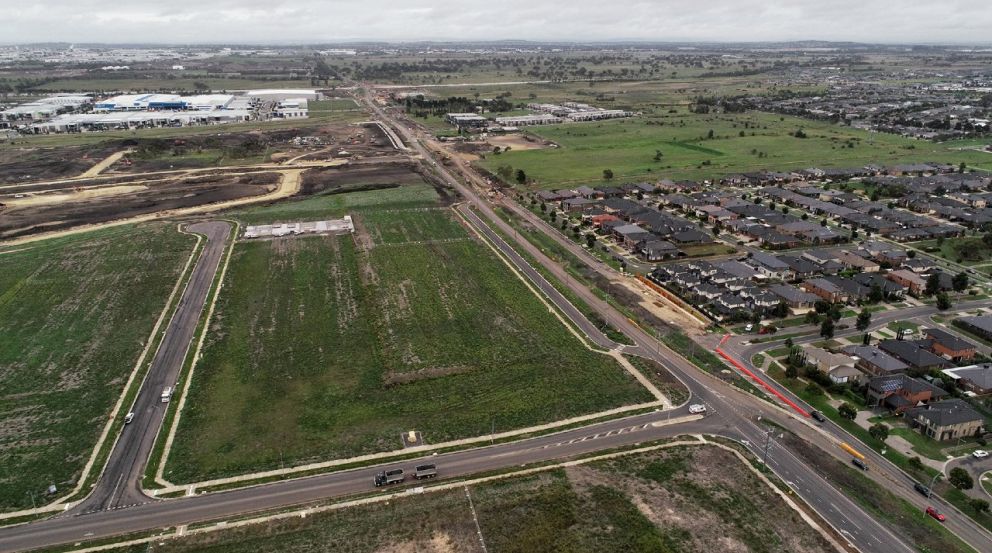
[30,78,309,93]
[165,189,651,482]
[0,223,195,511]
[481,111,992,188]
[117,444,833,553]
[910,236,992,265]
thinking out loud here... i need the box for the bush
[949,467,974,490]
[838,403,857,420]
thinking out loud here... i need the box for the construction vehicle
[414,464,437,480]
[373,468,405,487]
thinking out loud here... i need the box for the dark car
[914,482,931,497]
[852,458,868,471]
[811,411,826,423]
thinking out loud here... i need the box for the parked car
[914,482,931,497]
[973,450,989,459]
[926,506,946,522]
[744,323,754,332]
[688,404,707,414]
[811,411,826,423]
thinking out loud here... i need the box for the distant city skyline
[2,0,992,46]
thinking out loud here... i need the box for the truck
[373,468,405,487]
[414,464,438,480]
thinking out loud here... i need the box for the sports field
[482,111,992,188]
[165,187,651,482]
[0,224,195,511]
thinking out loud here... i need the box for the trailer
[414,464,437,480]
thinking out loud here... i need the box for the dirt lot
[0,143,119,183]
[0,172,279,239]
[486,133,556,151]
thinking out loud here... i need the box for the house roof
[924,328,976,353]
[907,399,984,427]
[878,339,953,369]
[868,373,948,397]
[848,345,909,373]
[943,364,992,390]
[769,284,819,304]
[958,315,992,335]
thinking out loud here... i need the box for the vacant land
[0,223,196,511]
[481,111,991,188]
[166,188,651,482]
[911,236,992,265]
[119,445,833,552]
[0,173,279,239]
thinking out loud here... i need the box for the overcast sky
[3,1,992,45]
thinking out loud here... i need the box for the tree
[868,284,884,304]
[856,309,872,331]
[925,272,942,296]
[820,318,835,338]
[949,467,974,490]
[585,233,596,248]
[549,211,557,222]
[805,311,821,325]
[784,337,794,348]
[970,498,990,514]
[869,423,889,442]
[838,403,857,420]
[602,168,614,180]
[953,271,969,292]
[515,169,527,184]
[936,292,952,311]
[496,165,514,181]
[785,364,798,379]
[707,129,714,139]
[193,81,210,92]
[862,332,872,346]
[908,456,925,471]
[540,202,547,213]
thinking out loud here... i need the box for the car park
[688,404,706,414]
[926,506,946,522]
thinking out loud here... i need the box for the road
[79,221,231,513]
[2,94,990,552]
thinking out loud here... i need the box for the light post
[762,426,774,468]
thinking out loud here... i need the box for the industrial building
[29,109,252,134]
[495,114,561,126]
[243,217,354,239]
[1,95,91,122]
[445,112,488,127]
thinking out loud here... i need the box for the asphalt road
[78,221,231,513]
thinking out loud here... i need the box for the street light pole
[762,427,774,468]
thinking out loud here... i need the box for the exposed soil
[0,144,119,183]
[0,173,278,239]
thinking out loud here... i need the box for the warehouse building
[445,112,488,127]
[245,89,320,102]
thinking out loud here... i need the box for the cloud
[1,0,991,44]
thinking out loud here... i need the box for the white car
[974,450,989,459]
[688,404,707,414]
[744,323,754,332]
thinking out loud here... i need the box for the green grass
[910,236,992,265]
[110,444,833,553]
[0,223,196,511]
[481,112,992,188]
[166,204,651,482]
[30,77,309,93]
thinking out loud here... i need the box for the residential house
[803,278,848,303]
[955,315,992,341]
[923,328,977,362]
[942,364,992,396]
[836,250,880,272]
[867,374,948,413]
[878,339,954,372]
[886,269,927,295]
[639,240,681,262]
[906,399,985,441]
[748,252,794,280]
[847,345,909,377]
[613,224,653,248]
[768,284,819,310]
